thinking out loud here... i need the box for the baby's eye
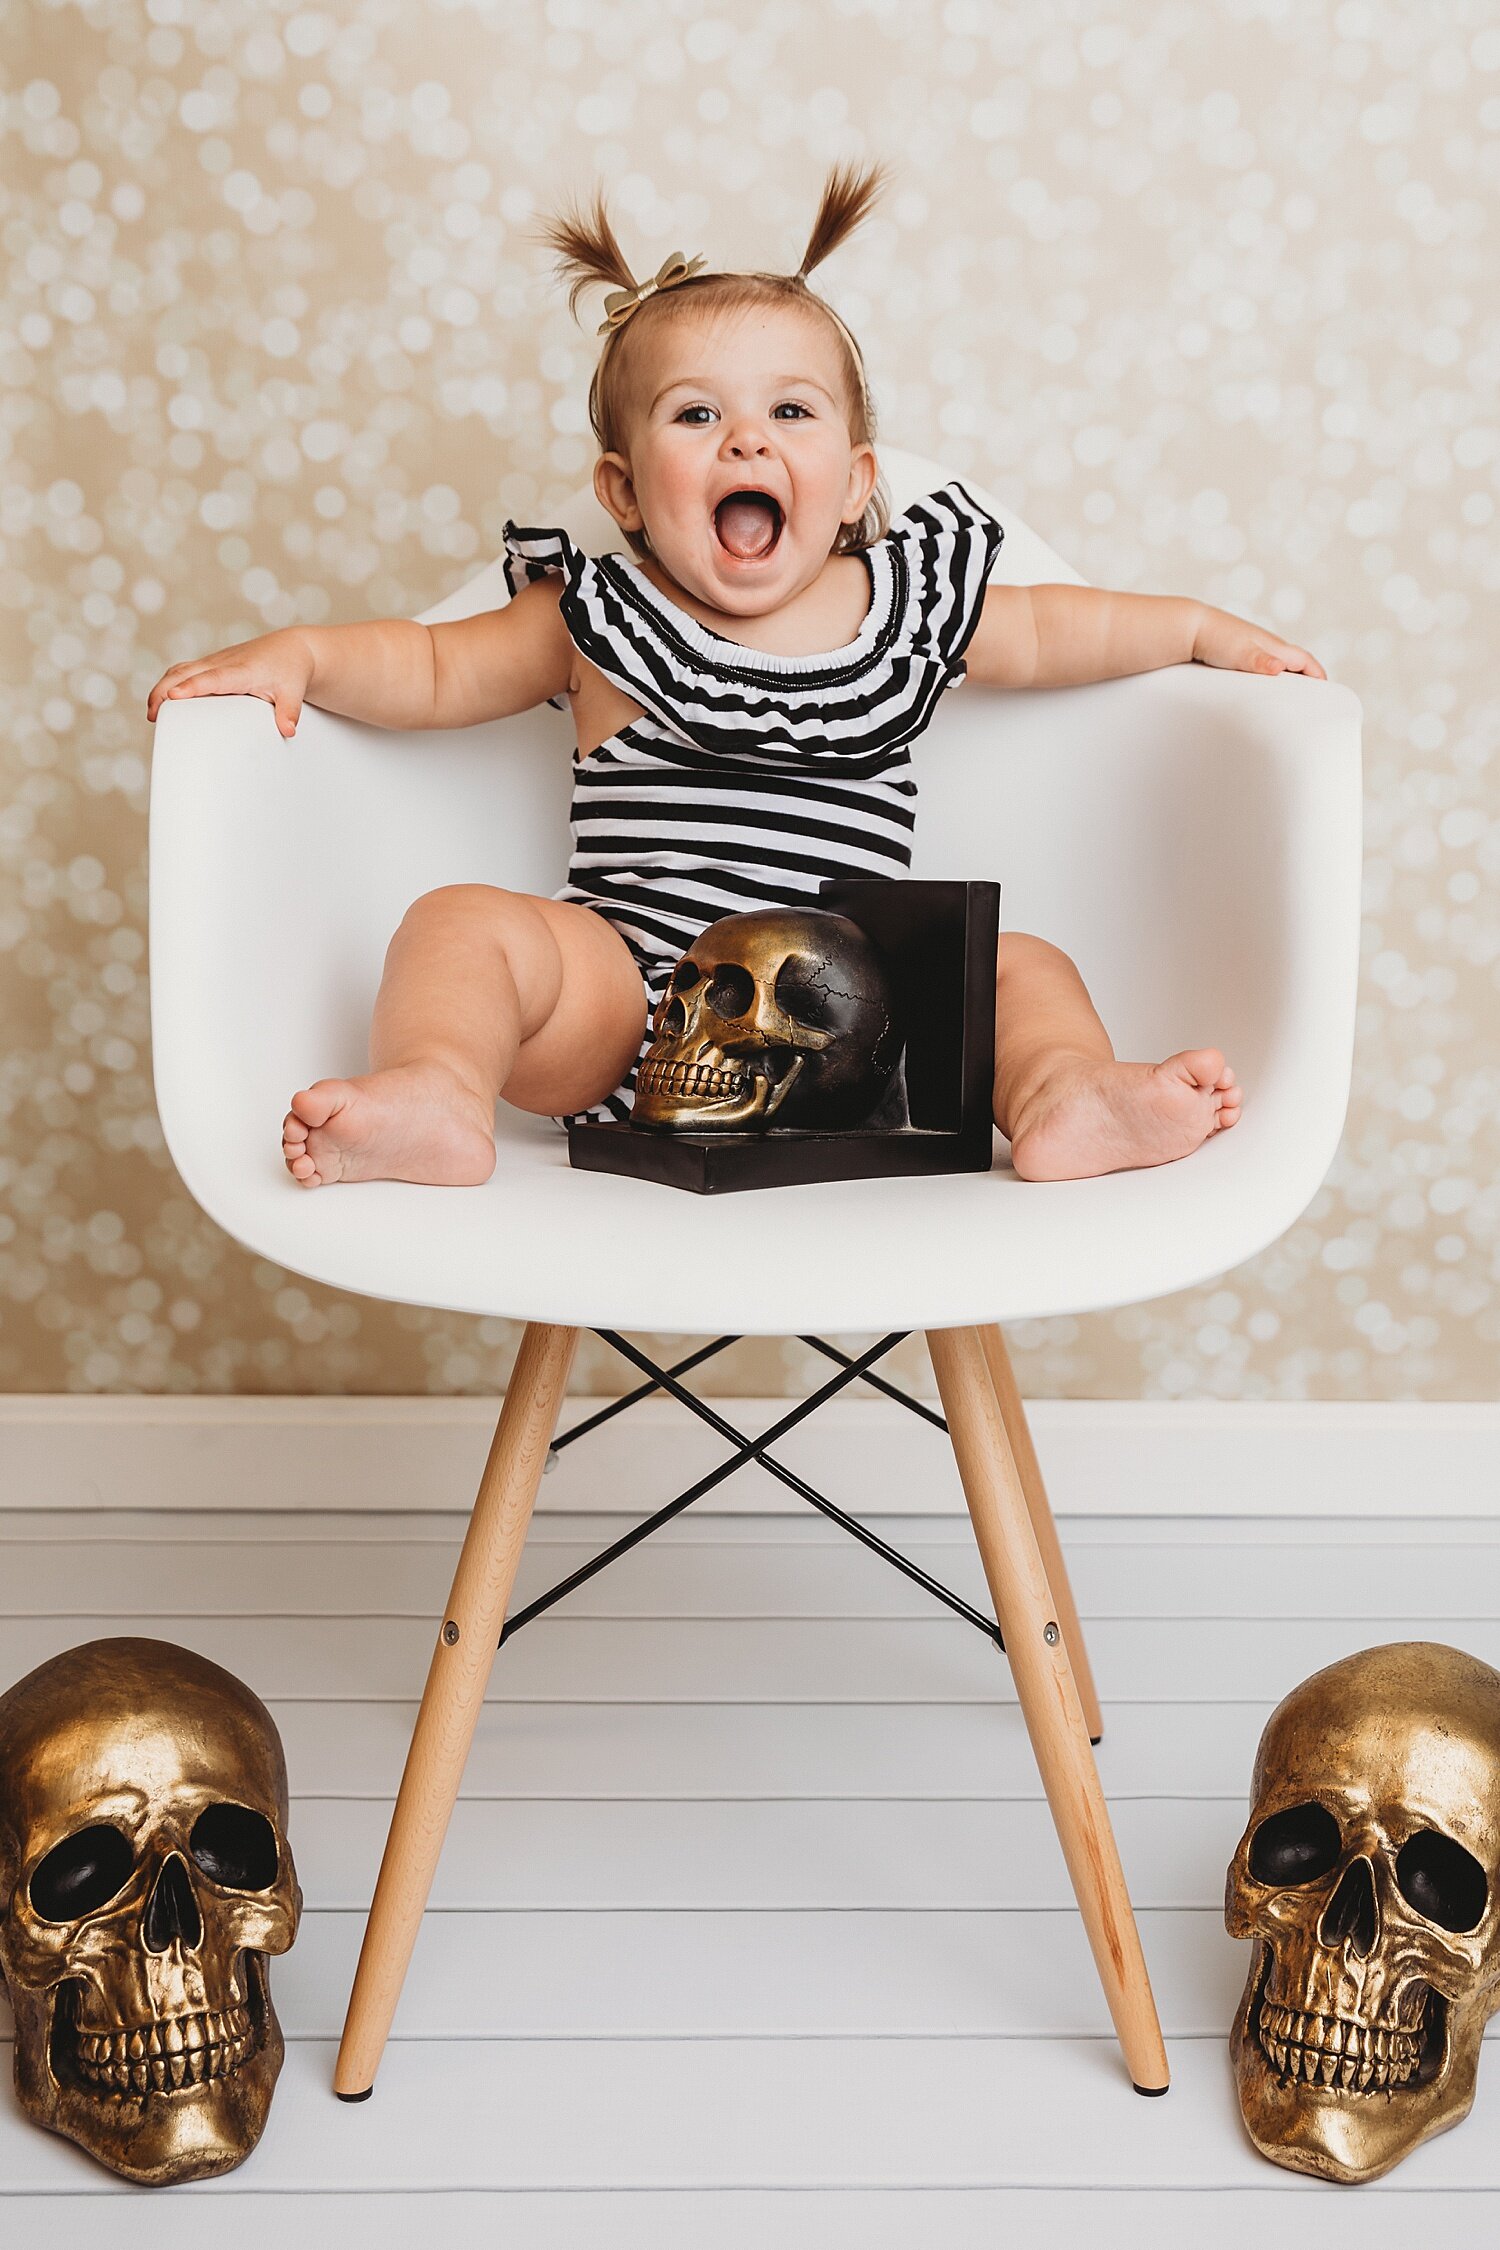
[676,405,717,426]
[773,402,812,419]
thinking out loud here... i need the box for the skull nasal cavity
[1319,1856,1379,1958]
[143,1853,203,1954]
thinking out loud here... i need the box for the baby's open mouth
[714,490,782,561]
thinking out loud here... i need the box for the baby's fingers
[146,660,208,719]
[148,667,300,734]
[146,662,241,719]
[271,689,302,737]
[1260,636,1326,682]
[191,673,302,737]
[219,676,302,736]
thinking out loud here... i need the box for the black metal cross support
[498,1330,1003,1653]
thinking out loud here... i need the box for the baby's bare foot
[281,1062,497,1188]
[1006,1048,1241,1182]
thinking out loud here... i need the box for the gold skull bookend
[632,907,904,1133]
[0,1638,301,2186]
[1225,1641,1500,2184]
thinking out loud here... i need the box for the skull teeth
[637,1056,746,1103]
[1256,1999,1424,2093]
[72,2006,254,2098]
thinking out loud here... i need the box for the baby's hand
[1193,607,1326,681]
[146,629,316,738]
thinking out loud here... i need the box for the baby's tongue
[715,493,778,558]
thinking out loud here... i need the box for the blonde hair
[536,161,891,560]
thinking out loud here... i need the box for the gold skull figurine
[631,907,904,1133]
[1225,1641,1500,2183]
[0,1638,301,2186]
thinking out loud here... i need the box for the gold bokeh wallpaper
[4,0,1497,1398]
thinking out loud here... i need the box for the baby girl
[146,162,1324,1189]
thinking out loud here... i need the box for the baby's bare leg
[282,887,647,1188]
[992,932,1241,1182]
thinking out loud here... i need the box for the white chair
[149,444,1362,2106]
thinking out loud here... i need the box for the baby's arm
[146,578,573,739]
[964,584,1325,692]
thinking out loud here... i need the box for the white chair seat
[149,447,1362,1335]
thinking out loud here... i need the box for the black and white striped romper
[501,480,1004,1125]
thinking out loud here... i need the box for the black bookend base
[567,878,1000,1195]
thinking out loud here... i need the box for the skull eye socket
[189,1803,279,1891]
[1249,1801,1342,1887]
[773,959,829,1027]
[1396,1830,1488,1933]
[706,963,755,1020]
[29,1824,135,1923]
[672,962,703,993]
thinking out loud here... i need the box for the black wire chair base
[499,1330,1003,1652]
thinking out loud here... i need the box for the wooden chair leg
[979,1324,1104,1744]
[926,1324,1169,2094]
[334,1320,579,2099]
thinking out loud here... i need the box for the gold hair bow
[597,251,707,336]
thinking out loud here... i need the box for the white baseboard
[1,1395,1497,1517]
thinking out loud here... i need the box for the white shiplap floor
[2,1502,1500,2247]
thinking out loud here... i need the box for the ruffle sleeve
[503,518,713,727]
[501,522,587,711]
[883,480,1005,690]
[510,515,710,724]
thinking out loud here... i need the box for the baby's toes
[1162,1046,1226,1094]
[1213,1087,1243,1132]
[289,1079,349,1131]
[281,1109,322,1184]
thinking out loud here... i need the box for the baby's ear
[843,443,879,520]
[594,453,643,534]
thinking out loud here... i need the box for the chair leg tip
[1090,1734,1102,1747]
[335,2086,374,2104]
[1133,2081,1170,2098]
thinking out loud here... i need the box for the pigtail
[796,158,889,280]
[534,188,639,320]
